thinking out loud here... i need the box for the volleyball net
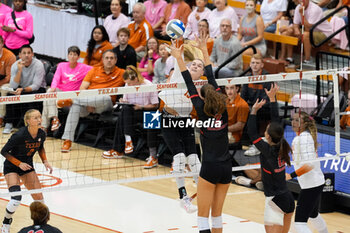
[0,68,349,197]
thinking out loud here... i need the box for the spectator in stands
[340,91,350,130]
[128,3,154,61]
[197,19,214,55]
[18,202,62,233]
[227,83,263,190]
[282,0,333,64]
[1,0,33,56]
[241,54,272,156]
[41,46,92,132]
[0,2,12,37]
[261,0,287,33]
[138,37,160,82]
[144,0,167,33]
[84,25,113,67]
[61,50,125,152]
[210,19,242,78]
[185,19,214,56]
[113,28,137,69]
[237,0,267,56]
[102,65,159,159]
[153,43,170,84]
[104,0,130,47]
[157,0,192,40]
[183,0,211,40]
[279,0,297,63]
[225,84,264,191]
[260,0,287,58]
[226,84,249,147]
[208,0,239,38]
[3,45,46,134]
[0,35,16,126]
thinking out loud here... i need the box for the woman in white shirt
[260,0,287,58]
[208,0,239,38]
[287,112,329,233]
[260,0,287,33]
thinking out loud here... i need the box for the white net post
[332,71,341,155]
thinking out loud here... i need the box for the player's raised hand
[265,83,279,102]
[193,31,208,51]
[251,98,266,115]
[166,40,184,59]
[19,162,33,171]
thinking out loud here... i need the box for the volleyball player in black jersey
[247,84,295,233]
[1,109,53,233]
[168,33,231,233]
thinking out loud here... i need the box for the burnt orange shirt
[0,48,16,86]
[128,19,154,50]
[226,95,249,142]
[83,66,125,102]
[207,40,214,56]
[340,106,350,129]
[83,41,113,67]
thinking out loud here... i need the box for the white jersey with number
[292,131,325,189]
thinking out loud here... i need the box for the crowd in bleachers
[0,0,349,173]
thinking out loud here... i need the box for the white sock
[309,214,328,233]
[198,217,210,231]
[294,222,312,233]
[125,135,131,142]
[175,177,185,189]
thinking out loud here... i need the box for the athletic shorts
[264,191,295,226]
[200,160,232,184]
[3,160,35,176]
[313,31,327,45]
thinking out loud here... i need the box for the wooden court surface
[0,135,349,232]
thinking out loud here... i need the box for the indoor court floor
[0,136,349,233]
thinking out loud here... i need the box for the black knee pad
[9,185,22,201]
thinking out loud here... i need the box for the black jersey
[247,102,289,197]
[181,65,230,163]
[1,127,46,166]
[18,224,62,233]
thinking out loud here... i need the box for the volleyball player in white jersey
[287,112,329,233]
[158,45,204,214]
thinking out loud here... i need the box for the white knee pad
[294,222,312,233]
[197,217,209,231]
[309,214,328,233]
[186,153,201,173]
[6,199,21,214]
[173,153,186,173]
[212,216,223,228]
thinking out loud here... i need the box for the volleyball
[166,19,185,39]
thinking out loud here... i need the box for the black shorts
[200,160,232,184]
[295,185,324,222]
[272,191,295,214]
[3,160,35,176]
